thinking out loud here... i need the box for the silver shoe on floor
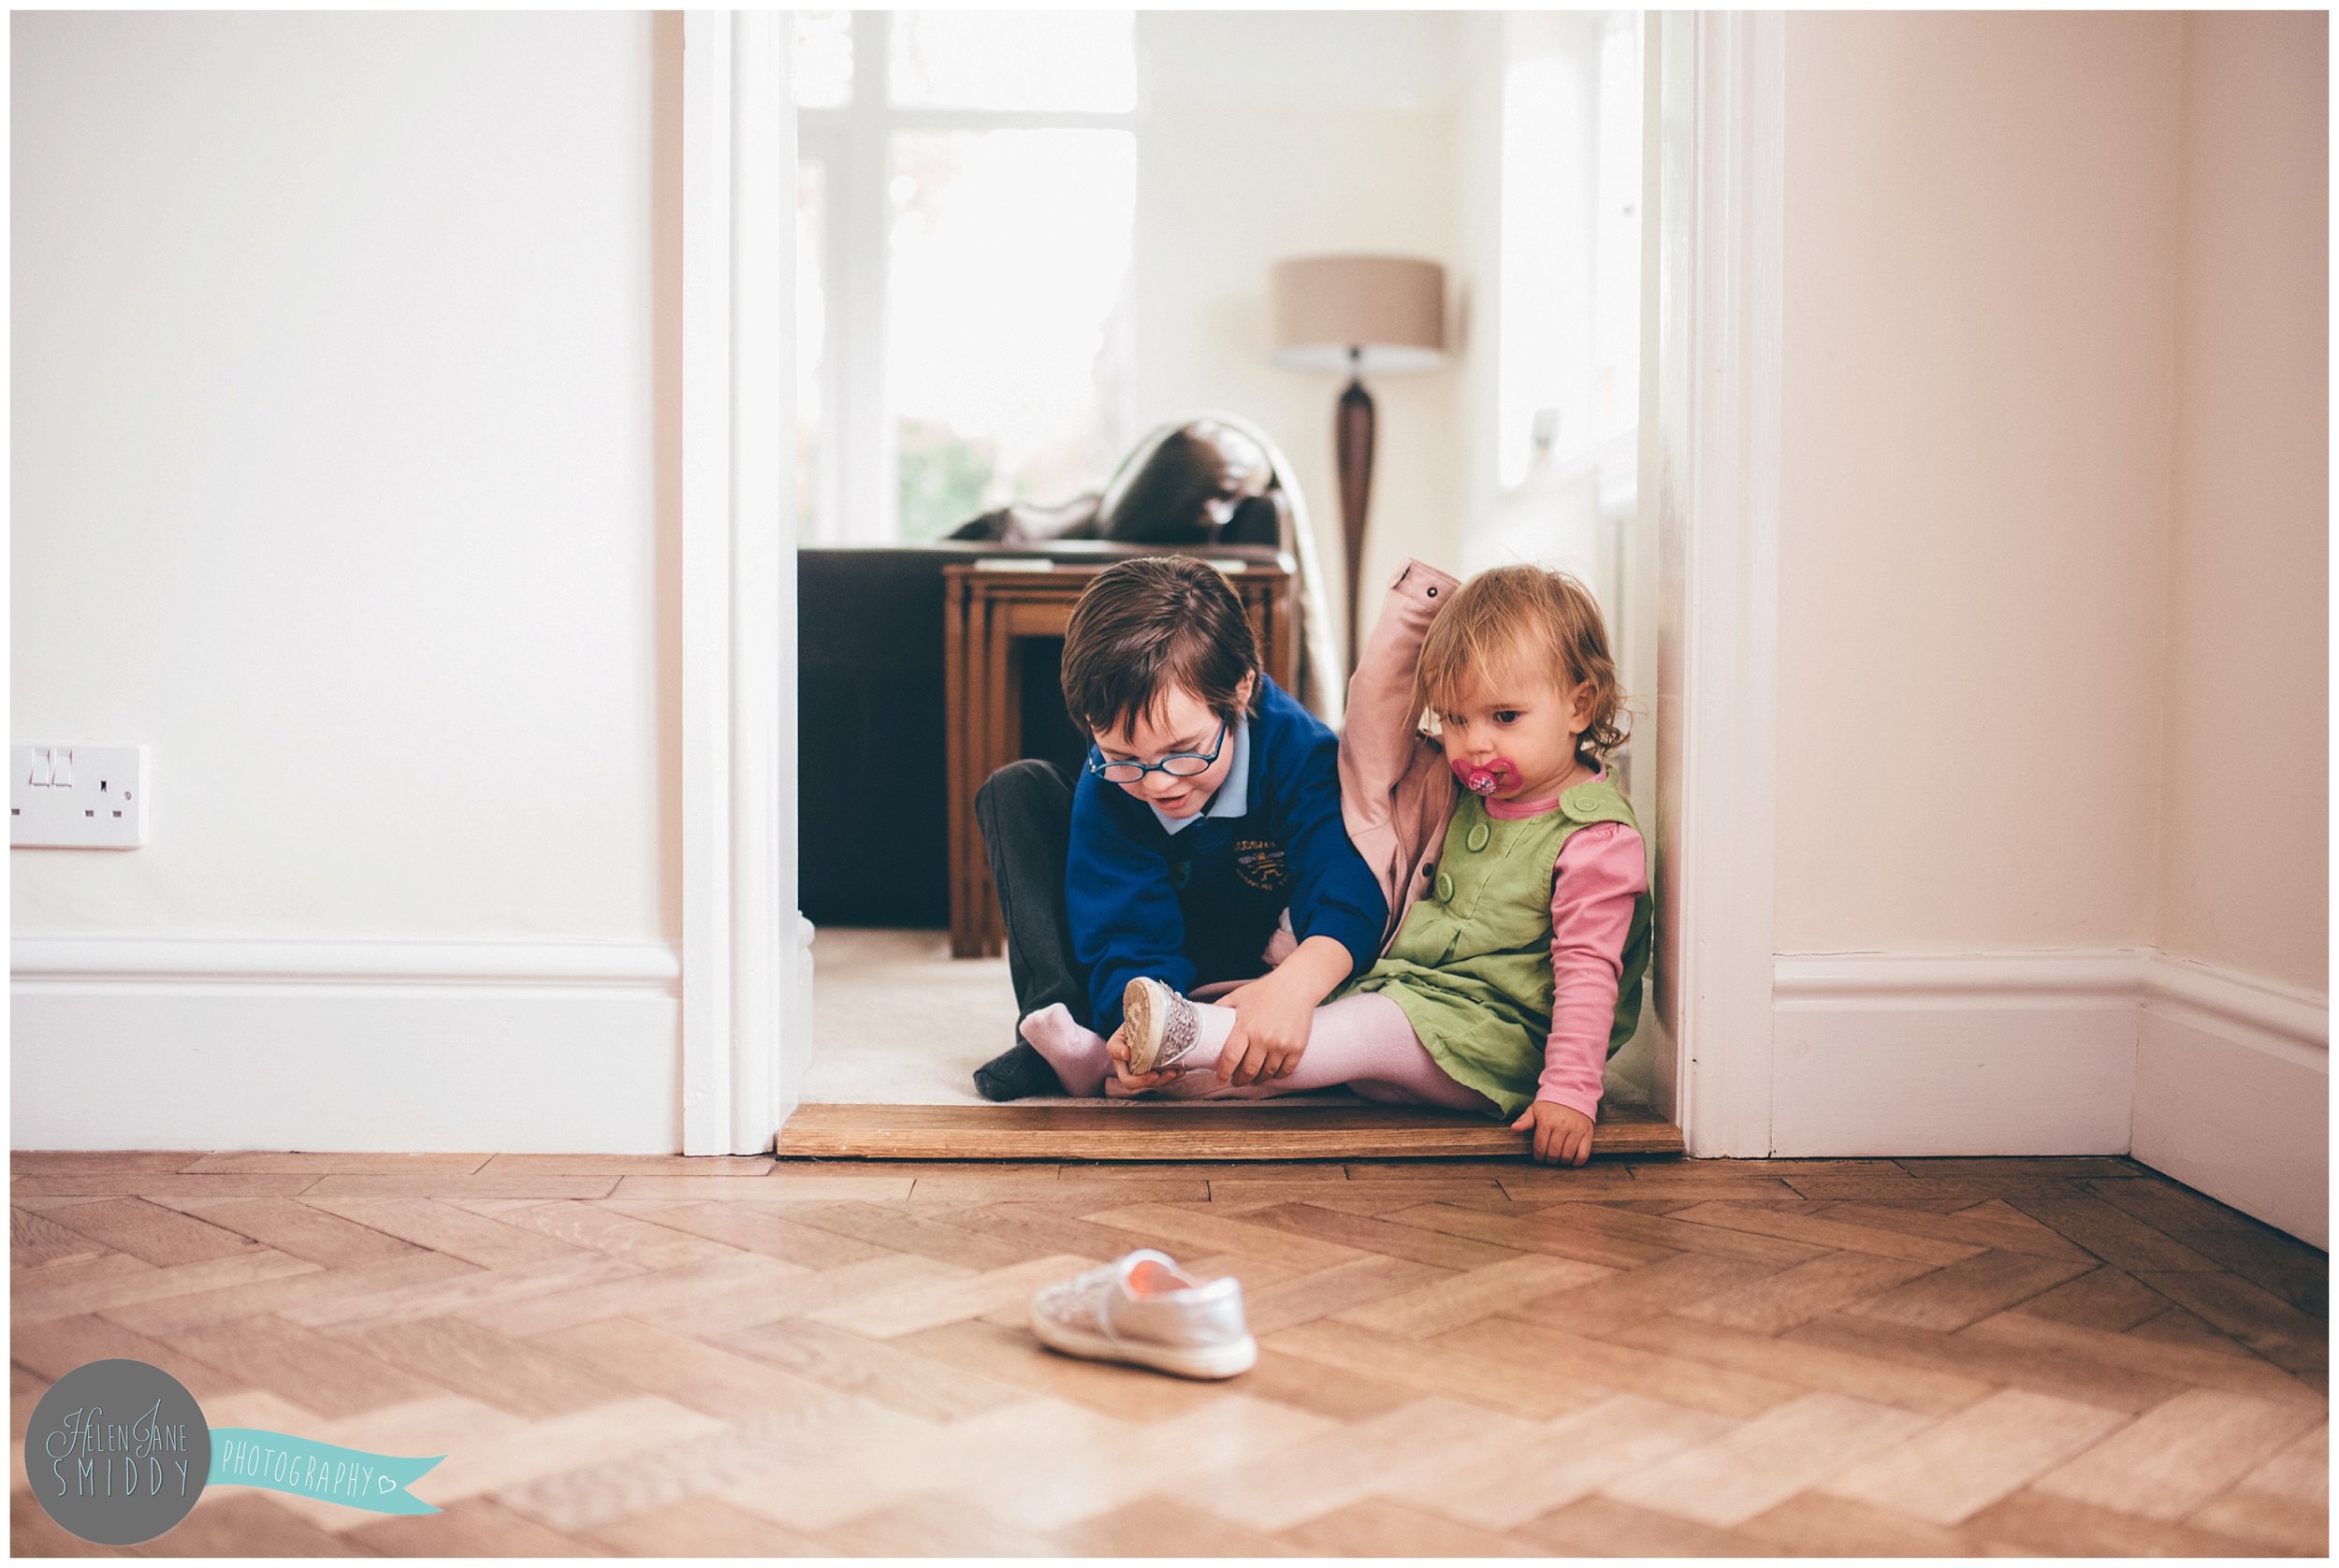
[1028,1248,1257,1380]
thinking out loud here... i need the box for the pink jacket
[1339,558,1467,947]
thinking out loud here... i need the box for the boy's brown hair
[1060,556,1261,740]
[1414,564,1628,763]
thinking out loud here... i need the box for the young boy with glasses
[971,555,1389,1100]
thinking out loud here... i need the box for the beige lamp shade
[1271,254,1447,377]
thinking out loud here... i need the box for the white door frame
[1646,11,1785,1156]
[676,10,1783,1158]
[680,11,802,1154]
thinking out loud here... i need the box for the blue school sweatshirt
[1066,674,1389,1038]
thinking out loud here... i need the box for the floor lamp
[1270,254,1447,671]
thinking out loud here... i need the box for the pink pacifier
[1453,757,1518,796]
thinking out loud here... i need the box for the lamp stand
[1334,347,1375,672]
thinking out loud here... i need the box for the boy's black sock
[972,1038,1062,1101]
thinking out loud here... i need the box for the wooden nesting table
[942,550,1299,958]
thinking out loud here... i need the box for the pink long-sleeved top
[1484,767,1648,1122]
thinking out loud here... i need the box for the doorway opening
[781,10,1690,1160]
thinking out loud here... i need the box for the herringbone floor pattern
[9,1151,2327,1556]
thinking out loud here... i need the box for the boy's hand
[1218,966,1315,1084]
[1512,1099,1595,1166]
[1212,933,1355,1085]
[1103,1026,1182,1093]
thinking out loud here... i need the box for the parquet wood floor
[9,1152,2327,1557]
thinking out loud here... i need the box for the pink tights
[1017,992,1499,1112]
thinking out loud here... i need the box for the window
[795,11,1140,544]
[1495,11,1641,490]
[1466,12,1644,641]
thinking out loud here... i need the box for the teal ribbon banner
[206,1429,443,1515]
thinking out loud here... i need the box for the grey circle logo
[24,1358,211,1545]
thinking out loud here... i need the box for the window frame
[797,10,1142,544]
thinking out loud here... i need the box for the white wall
[1770,11,2327,1241]
[1129,10,1464,648]
[2158,11,2328,995]
[11,11,681,1151]
[1779,11,2181,956]
[13,10,672,942]
[2133,10,2328,1246]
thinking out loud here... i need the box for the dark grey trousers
[973,759,1092,1029]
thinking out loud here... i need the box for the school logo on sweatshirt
[1233,838,1291,894]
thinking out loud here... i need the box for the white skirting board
[2132,960,2329,1250]
[14,935,2327,1243]
[1774,949,2328,1246]
[11,936,681,1154]
[1772,951,2144,1158]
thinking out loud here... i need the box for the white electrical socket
[11,744,149,849]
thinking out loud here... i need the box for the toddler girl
[1019,559,1653,1166]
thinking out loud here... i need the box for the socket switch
[11,744,149,849]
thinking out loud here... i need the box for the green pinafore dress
[1338,776,1654,1121]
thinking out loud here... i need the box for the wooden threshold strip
[775,1101,1684,1161]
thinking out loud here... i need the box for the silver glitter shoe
[1122,975,1204,1077]
[1028,1248,1257,1379]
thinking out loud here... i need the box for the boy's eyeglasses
[1088,719,1228,784]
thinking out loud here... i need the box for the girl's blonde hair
[1414,564,1629,764]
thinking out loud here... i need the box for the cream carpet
[801,927,1654,1111]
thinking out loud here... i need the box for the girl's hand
[1513,1099,1595,1166]
[1218,968,1315,1084]
[1104,1025,1182,1093]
